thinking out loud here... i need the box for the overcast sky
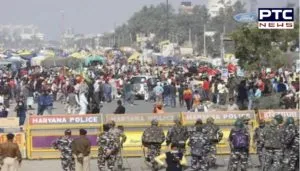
[0,0,297,40]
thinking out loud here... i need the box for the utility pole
[203,24,207,57]
[188,28,192,47]
[166,0,169,40]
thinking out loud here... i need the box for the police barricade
[104,113,180,157]
[258,109,299,122]
[181,110,256,154]
[0,117,26,158]
[26,114,103,159]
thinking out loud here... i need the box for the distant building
[207,0,239,17]
[179,1,194,15]
[0,25,44,40]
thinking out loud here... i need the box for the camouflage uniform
[97,131,119,171]
[228,120,250,171]
[166,118,188,153]
[188,126,211,171]
[253,121,265,166]
[204,117,223,166]
[261,119,284,171]
[282,118,299,171]
[142,120,165,168]
[52,136,75,171]
[108,125,127,169]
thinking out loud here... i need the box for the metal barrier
[181,110,256,154]
[104,113,180,157]
[21,109,298,159]
[26,114,103,159]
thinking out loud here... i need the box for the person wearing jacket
[155,143,187,171]
[15,99,27,130]
[37,90,53,115]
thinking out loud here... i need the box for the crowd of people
[0,60,298,119]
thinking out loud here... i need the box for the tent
[41,57,83,68]
[128,52,141,63]
[85,56,105,66]
[31,56,48,66]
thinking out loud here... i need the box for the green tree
[231,24,299,70]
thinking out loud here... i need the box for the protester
[154,143,187,171]
[114,100,125,114]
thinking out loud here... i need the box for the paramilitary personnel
[97,124,119,171]
[282,117,299,171]
[108,120,127,169]
[261,118,284,171]
[204,117,223,167]
[166,117,188,153]
[52,129,75,171]
[188,123,210,171]
[0,133,22,171]
[228,120,250,171]
[253,120,265,167]
[142,119,165,170]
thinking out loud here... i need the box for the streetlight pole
[166,0,169,40]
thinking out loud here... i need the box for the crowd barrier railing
[18,109,298,159]
[26,114,103,159]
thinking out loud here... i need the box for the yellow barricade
[0,132,26,158]
[104,113,180,157]
[26,114,103,159]
[182,110,256,154]
[0,117,26,158]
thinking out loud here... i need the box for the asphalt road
[21,155,261,171]
[7,99,263,171]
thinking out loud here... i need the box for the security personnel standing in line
[142,119,165,171]
[253,120,265,167]
[108,120,127,169]
[282,117,299,171]
[261,118,284,171]
[204,117,223,168]
[97,124,119,171]
[52,129,75,171]
[0,133,22,171]
[228,120,250,171]
[166,117,188,153]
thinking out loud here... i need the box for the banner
[258,109,299,120]
[29,115,102,125]
[0,133,26,158]
[105,113,179,125]
[182,110,255,124]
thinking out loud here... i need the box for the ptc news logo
[258,8,294,29]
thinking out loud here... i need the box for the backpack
[206,125,219,143]
[142,127,164,144]
[183,90,192,100]
[190,132,209,156]
[232,129,249,149]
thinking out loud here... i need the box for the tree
[231,23,299,70]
